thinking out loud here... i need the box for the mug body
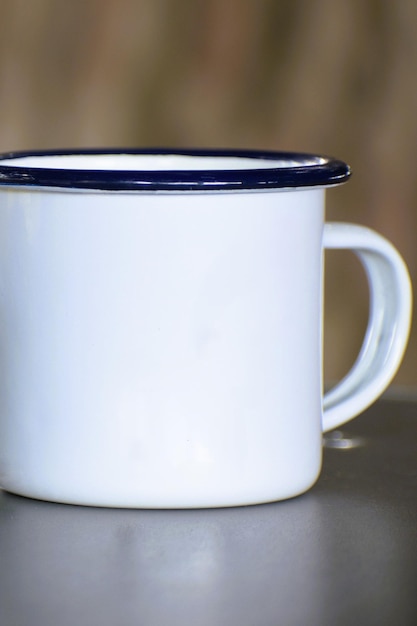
[0,150,348,507]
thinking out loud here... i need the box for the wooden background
[1,0,416,385]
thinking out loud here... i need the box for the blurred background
[0,0,416,386]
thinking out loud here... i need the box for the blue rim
[0,148,350,191]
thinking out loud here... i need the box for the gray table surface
[1,396,416,626]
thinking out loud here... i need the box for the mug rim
[0,148,351,191]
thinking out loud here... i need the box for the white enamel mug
[0,149,412,508]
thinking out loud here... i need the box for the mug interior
[0,154,327,171]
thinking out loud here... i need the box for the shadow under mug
[0,149,412,508]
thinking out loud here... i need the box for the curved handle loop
[322,222,412,432]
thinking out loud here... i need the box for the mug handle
[322,222,412,433]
